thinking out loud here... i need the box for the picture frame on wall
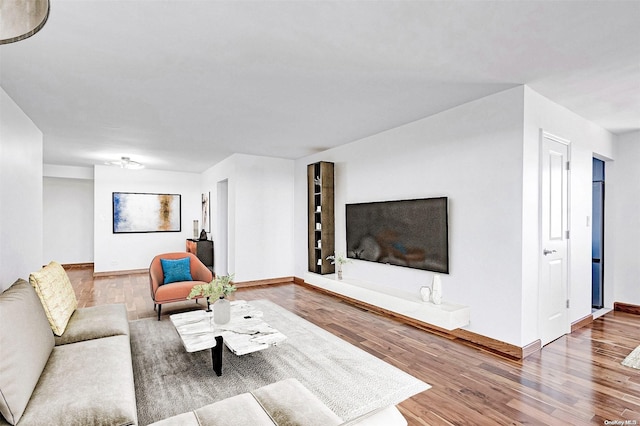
[113,192,181,233]
[202,192,211,233]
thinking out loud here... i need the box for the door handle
[543,249,557,256]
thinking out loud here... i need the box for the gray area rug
[130,299,430,425]
[622,345,640,369]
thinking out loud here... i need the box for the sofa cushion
[147,411,200,426]
[160,257,192,284]
[251,378,342,426]
[0,279,55,425]
[154,280,204,303]
[29,261,78,335]
[55,304,130,346]
[195,393,276,425]
[14,335,138,426]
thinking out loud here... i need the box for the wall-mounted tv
[346,197,449,273]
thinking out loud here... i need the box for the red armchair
[149,252,213,320]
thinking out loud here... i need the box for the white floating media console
[304,273,470,331]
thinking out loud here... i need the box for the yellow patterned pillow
[29,261,78,336]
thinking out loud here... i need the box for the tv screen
[346,197,449,273]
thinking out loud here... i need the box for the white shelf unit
[304,272,470,331]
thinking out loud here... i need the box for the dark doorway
[592,158,605,309]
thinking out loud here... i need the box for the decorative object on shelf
[0,0,50,45]
[420,286,431,302]
[113,192,181,233]
[199,229,208,240]
[327,253,350,280]
[431,275,442,305]
[193,220,199,239]
[187,274,236,315]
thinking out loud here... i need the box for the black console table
[186,239,214,273]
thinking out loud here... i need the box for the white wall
[44,164,94,180]
[202,155,238,276]
[608,130,640,306]
[202,154,295,282]
[43,176,94,265]
[522,87,616,343]
[0,88,43,290]
[293,85,623,346]
[93,165,201,273]
[295,87,527,345]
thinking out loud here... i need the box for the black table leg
[211,336,223,376]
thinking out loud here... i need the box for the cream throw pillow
[29,261,78,336]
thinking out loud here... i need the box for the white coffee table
[170,300,286,376]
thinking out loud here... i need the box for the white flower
[326,253,350,265]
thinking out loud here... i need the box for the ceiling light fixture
[106,156,145,170]
[0,0,50,45]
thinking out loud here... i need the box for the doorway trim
[591,157,605,309]
[216,179,229,276]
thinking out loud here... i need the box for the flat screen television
[345,197,449,273]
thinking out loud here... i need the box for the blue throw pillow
[160,257,192,284]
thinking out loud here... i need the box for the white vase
[431,275,442,305]
[420,286,431,302]
[337,265,343,280]
[213,297,231,324]
[193,220,199,239]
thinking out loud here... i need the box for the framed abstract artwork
[202,192,211,233]
[113,192,181,233]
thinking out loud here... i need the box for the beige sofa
[0,279,137,426]
[0,278,406,426]
[149,378,407,426]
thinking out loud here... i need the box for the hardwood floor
[67,267,640,425]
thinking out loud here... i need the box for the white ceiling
[1,0,638,173]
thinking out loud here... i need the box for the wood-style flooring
[67,267,640,425]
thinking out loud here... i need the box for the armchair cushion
[160,257,192,284]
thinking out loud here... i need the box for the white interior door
[539,132,570,346]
